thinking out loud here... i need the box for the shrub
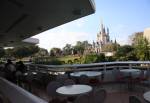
[67,60,73,64]
[81,53,105,64]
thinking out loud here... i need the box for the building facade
[144,28,150,43]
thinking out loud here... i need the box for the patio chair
[25,72,34,92]
[46,81,63,98]
[74,94,90,103]
[91,89,107,103]
[78,75,89,84]
[56,74,68,84]
[145,69,150,80]
[34,72,44,86]
[140,69,150,86]
[129,96,141,103]
[112,68,124,82]
[64,79,75,86]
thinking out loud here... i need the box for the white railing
[26,61,150,72]
[0,77,47,103]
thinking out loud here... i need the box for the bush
[67,60,73,64]
[105,56,116,62]
[34,58,62,65]
[48,59,62,65]
[81,53,105,64]
[73,59,80,64]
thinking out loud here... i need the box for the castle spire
[103,26,106,34]
[100,18,104,34]
[107,27,109,35]
[114,38,117,44]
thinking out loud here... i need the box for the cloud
[110,24,133,45]
[33,29,90,51]
[32,18,90,50]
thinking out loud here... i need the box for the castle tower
[106,27,110,42]
[96,19,111,53]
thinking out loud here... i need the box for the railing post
[129,64,132,69]
[104,64,106,73]
[27,65,30,71]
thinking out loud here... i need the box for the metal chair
[92,89,107,103]
[46,81,63,98]
[56,74,68,84]
[74,94,90,103]
[78,75,89,84]
[64,79,75,86]
[129,96,141,103]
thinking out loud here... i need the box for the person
[16,61,27,73]
[4,59,16,82]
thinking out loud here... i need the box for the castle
[84,20,114,55]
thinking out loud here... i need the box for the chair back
[46,81,63,98]
[64,79,75,86]
[145,69,150,79]
[74,94,89,103]
[139,70,145,79]
[93,89,107,103]
[129,96,141,103]
[15,71,22,77]
[79,75,89,84]
[112,68,122,80]
[25,72,34,82]
[56,74,68,83]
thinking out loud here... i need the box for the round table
[120,69,141,77]
[120,69,140,73]
[143,91,150,102]
[70,71,102,77]
[24,72,37,76]
[120,69,141,91]
[56,84,92,96]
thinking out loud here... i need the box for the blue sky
[33,0,150,51]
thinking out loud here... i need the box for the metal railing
[0,77,47,103]
[26,61,150,73]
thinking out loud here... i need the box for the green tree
[130,32,150,60]
[62,44,72,55]
[13,46,39,59]
[50,48,62,56]
[115,45,136,60]
[0,48,5,58]
[102,43,119,52]
[35,48,48,57]
[81,53,105,64]
[73,41,91,55]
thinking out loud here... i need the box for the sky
[33,0,150,51]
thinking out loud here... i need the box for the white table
[120,69,141,77]
[24,72,37,76]
[70,71,102,77]
[120,69,140,73]
[120,69,141,91]
[56,84,92,96]
[143,91,150,102]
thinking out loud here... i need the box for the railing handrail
[0,77,47,103]
[26,61,150,72]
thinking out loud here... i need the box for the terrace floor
[28,82,149,103]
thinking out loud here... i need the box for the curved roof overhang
[0,0,95,47]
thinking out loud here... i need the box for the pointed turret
[93,40,95,48]
[114,39,117,44]
[107,27,109,35]
[103,26,106,34]
[100,19,104,34]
